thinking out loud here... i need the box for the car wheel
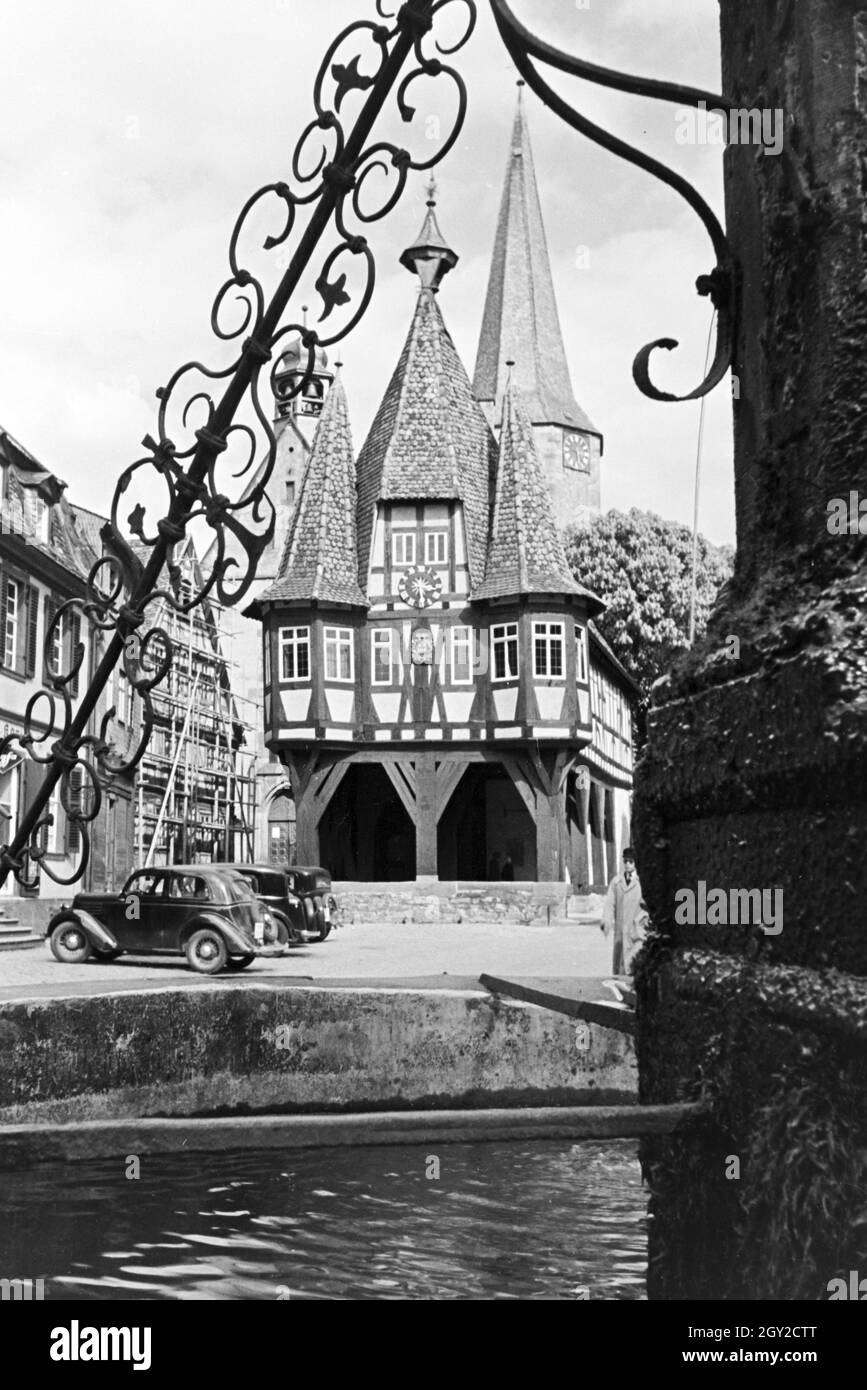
[318,921,332,942]
[226,954,255,970]
[185,928,228,975]
[49,920,92,964]
[273,913,300,947]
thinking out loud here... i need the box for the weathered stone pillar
[634,0,867,1300]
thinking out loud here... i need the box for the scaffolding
[134,543,258,868]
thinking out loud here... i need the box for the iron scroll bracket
[489,0,738,404]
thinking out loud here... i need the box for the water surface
[1,1139,646,1300]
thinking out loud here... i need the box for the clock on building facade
[563,431,592,472]
[397,565,443,609]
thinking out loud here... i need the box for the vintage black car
[46,866,286,975]
[225,864,338,942]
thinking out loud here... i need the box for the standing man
[602,848,646,975]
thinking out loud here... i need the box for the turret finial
[399,179,459,293]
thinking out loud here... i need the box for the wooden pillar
[294,795,320,866]
[569,771,591,889]
[535,791,567,882]
[415,752,438,878]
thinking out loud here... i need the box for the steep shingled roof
[472,92,599,437]
[0,426,99,582]
[355,287,497,588]
[473,384,601,605]
[255,375,367,609]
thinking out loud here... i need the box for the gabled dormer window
[425,530,448,566]
[392,532,416,567]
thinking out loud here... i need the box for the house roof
[355,286,496,589]
[255,375,367,609]
[473,383,602,606]
[0,429,99,584]
[0,426,67,504]
[472,91,600,438]
[70,504,108,559]
[588,620,641,695]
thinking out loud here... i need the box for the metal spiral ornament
[490,0,738,404]
[0,0,476,890]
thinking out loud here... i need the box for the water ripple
[0,1139,646,1301]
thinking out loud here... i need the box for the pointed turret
[474,380,600,604]
[356,192,495,590]
[473,87,599,439]
[257,373,367,608]
[399,176,459,292]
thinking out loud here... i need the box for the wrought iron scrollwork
[0,0,475,890]
[490,0,737,403]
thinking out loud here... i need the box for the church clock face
[564,431,592,472]
[397,564,443,609]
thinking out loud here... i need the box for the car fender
[182,911,253,955]
[50,910,118,953]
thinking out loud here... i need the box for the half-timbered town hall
[249,93,637,888]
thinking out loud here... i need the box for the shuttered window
[42,598,82,695]
[2,574,19,667]
[65,765,84,855]
[43,596,58,682]
[0,567,37,676]
[25,585,38,677]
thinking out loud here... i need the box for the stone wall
[334,880,574,924]
[0,982,637,1125]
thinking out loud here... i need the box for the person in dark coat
[501,855,515,881]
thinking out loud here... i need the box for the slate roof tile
[473,384,602,605]
[355,287,496,589]
[257,376,367,608]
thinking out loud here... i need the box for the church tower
[473,86,602,527]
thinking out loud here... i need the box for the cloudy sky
[0,0,734,544]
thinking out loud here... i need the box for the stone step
[0,934,42,950]
[0,911,42,950]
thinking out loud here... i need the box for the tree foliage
[564,508,734,697]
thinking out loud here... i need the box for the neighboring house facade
[248,95,637,887]
[132,535,257,869]
[0,430,138,897]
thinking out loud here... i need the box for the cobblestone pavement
[0,920,614,1000]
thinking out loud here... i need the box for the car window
[123,871,165,897]
[168,875,209,900]
[224,875,256,904]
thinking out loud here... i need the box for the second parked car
[226,864,338,944]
